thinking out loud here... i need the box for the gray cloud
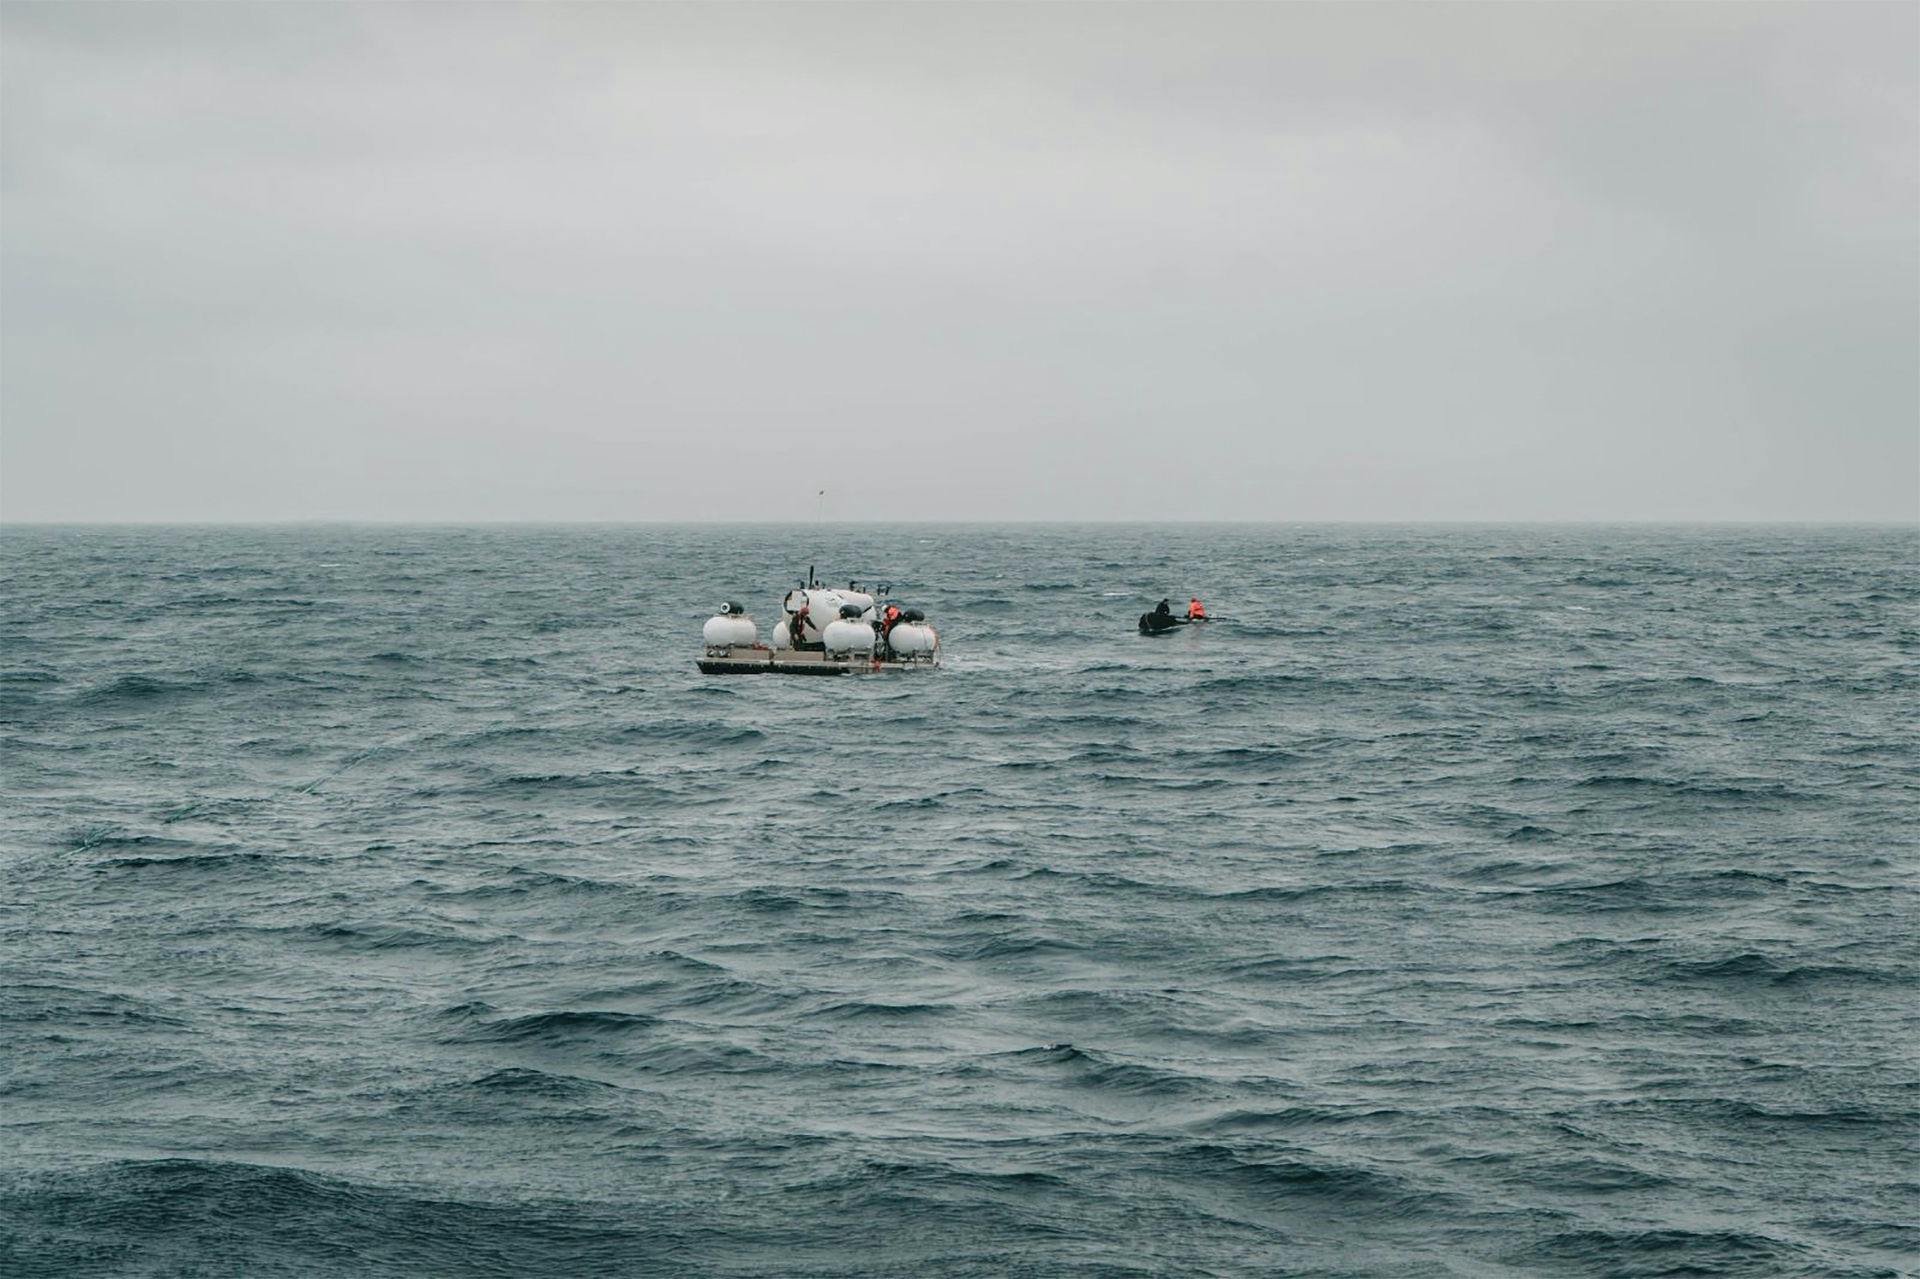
[3,2,1914,521]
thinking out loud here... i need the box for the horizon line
[3,517,1915,529]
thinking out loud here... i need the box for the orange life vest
[1188,599,1207,619]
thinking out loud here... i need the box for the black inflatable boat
[1139,612,1209,635]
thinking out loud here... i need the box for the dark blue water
[3,524,1915,1277]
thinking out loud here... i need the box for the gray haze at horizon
[2,3,1915,523]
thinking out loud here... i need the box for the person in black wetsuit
[1155,599,1173,619]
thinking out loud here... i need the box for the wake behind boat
[699,572,940,675]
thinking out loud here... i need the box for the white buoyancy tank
[886,622,938,656]
[703,613,758,648]
[821,618,876,655]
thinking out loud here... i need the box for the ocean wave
[445,1008,665,1044]
[942,932,1087,962]
[0,985,187,1029]
[97,850,280,872]
[7,524,1914,1276]
[1162,1142,1438,1212]
[276,921,498,953]
[73,673,183,704]
[1666,951,1897,987]
[1009,866,1162,893]
[431,867,632,900]
[67,832,201,856]
[1573,774,1819,803]
[1208,879,1418,903]
[450,1067,631,1099]
[1185,1105,1410,1134]
[1210,953,1366,983]
[984,1044,1217,1097]
[67,665,321,709]
[0,1158,675,1275]
[804,998,958,1022]
[1521,1226,1812,1273]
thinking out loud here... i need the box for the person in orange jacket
[1187,597,1207,619]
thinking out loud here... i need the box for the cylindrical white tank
[808,589,875,618]
[886,622,938,656]
[702,614,758,648]
[769,623,791,651]
[831,590,876,616]
[822,618,876,655]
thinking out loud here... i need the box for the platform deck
[697,648,933,675]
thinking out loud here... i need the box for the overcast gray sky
[2,2,1914,522]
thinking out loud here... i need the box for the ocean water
[1,523,1915,1278]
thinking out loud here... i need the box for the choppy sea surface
[2,523,1916,1278]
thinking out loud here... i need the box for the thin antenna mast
[813,490,826,588]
